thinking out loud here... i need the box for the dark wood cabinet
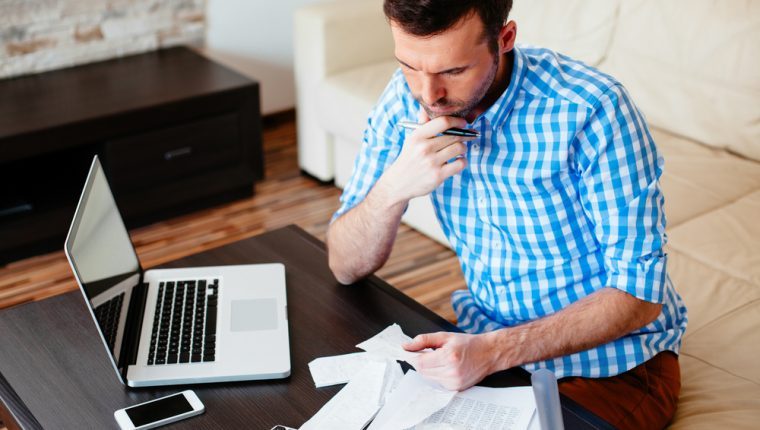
[0,47,264,264]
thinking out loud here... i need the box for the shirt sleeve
[330,71,410,223]
[571,84,668,304]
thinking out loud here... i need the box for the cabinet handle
[0,203,33,218]
[164,146,193,161]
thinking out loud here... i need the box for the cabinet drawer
[105,113,241,192]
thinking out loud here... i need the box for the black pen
[397,121,480,138]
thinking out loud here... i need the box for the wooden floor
[0,112,467,324]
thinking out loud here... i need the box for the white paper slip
[414,425,466,430]
[357,323,420,363]
[369,370,457,430]
[308,352,377,388]
[527,413,541,430]
[415,385,536,430]
[300,360,389,430]
[381,357,405,399]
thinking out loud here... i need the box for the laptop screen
[65,157,141,366]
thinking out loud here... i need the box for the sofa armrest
[294,0,393,80]
[294,0,393,181]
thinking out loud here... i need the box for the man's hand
[375,111,475,205]
[403,331,501,391]
[399,289,664,391]
[326,110,476,284]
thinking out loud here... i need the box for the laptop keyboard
[94,292,125,352]
[148,279,218,365]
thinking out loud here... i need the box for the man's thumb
[418,107,430,124]
[404,332,445,351]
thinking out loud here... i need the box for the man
[326,1,688,428]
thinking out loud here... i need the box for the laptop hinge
[118,276,150,378]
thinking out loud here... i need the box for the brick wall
[0,0,206,79]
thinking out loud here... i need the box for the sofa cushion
[670,355,760,429]
[510,0,619,67]
[670,244,760,426]
[654,127,760,227]
[681,301,760,384]
[316,60,400,144]
[600,0,760,161]
[667,248,760,335]
[668,190,760,286]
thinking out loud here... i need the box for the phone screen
[125,393,193,427]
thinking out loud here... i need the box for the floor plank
[0,112,467,323]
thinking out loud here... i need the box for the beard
[417,52,500,119]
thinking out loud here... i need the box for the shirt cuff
[604,250,668,304]
[330,200,357,224]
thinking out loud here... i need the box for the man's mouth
[426,106,457,116]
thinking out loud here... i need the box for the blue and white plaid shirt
[333,45,687,379]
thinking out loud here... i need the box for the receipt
[370,371,537,430]
[308,352,378,388]
[417,385,536,430]
[356,323,420,363]
[369,370,457,430]
[301,324,434,430]
[381,355,405,398]
[300,360,389,430]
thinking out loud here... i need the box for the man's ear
[499,21,517,54]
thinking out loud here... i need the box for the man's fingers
[440,157,467,178]
[418,108,430,124]
[414,349,450,370]
[404,332,449,351]
[417,116,468,139]
[416,364,467,391]
[435,142,467,164]
[428,134,468,152]
[416,364,448,383]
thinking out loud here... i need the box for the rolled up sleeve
[572,84,668,303]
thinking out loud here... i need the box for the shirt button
[472,143,480,152]
[479,197,486,206]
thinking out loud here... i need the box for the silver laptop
[64,156,290,387]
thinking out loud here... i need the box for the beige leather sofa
[294,0,760,427]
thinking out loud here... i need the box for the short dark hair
[383,0,513,52]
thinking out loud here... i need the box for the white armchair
[293,0,393,183]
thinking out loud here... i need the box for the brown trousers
[558,352,681,430]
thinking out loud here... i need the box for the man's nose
[420,75,445,106]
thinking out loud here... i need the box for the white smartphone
[114,390,205,430]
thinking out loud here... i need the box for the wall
[0,0,206,79]
[201,0,326,115]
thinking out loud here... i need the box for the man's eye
[445,69,465,76]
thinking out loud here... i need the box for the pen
[397,121,480,138]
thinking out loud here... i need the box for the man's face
[391,12,500,120]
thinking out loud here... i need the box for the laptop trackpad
[230,298,278,332]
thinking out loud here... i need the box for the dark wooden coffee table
[0,225,611,429]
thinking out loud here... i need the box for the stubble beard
[419,52,500,120]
